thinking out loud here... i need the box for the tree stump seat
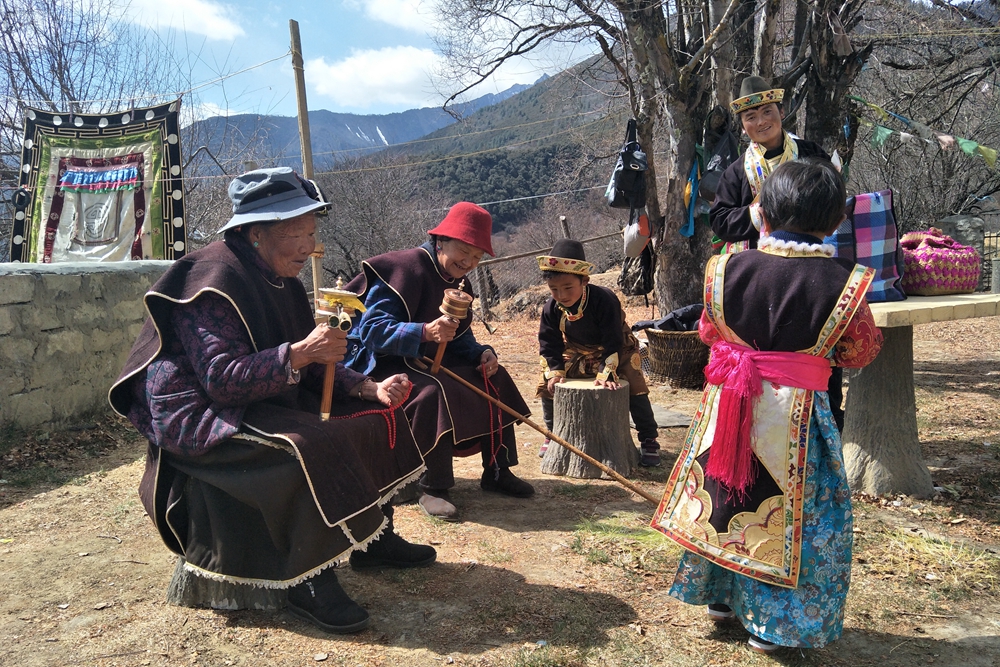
[166,558,288,610]
[540,379,638,478]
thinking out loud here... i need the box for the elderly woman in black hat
[710,75,831,254]
[110,167,434,635]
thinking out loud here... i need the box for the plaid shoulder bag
[825,189,906,302]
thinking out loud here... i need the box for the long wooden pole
[290,19,335,421]
[418,357,658,505]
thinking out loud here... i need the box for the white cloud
[343,0,437,33]
[307,46,444,109]
[126,0,244,41]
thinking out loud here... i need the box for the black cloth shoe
[350,504,437,569]
[481,467,534,498]
[286,569,370,634]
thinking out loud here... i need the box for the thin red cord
[482,365,504,474]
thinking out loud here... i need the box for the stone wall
[0,262,170,429]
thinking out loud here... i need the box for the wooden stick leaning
[416,356,658,505]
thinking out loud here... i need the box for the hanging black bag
[605,118,647,209]
[697,129,739,203]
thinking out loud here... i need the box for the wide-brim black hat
[730,76,784,115]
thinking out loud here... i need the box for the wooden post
[289,19,314,181]
[541,379,638,479]
[559,215,572,239]
[992,258,1000,294]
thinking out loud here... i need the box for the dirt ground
[2,307,1000,667]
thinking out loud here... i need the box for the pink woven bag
[900,228,981,296]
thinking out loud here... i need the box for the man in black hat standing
[710,76,831,254]
[708,78,845,431]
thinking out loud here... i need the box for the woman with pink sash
[652,159,883,653]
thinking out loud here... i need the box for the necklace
[261,274,285,289]
[558,286,588,322]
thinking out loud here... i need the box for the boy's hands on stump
[595,377,621,391]
[547,376,565,394]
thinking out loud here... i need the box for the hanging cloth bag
[605,118,647,209]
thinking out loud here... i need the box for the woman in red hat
[345,202,534,521]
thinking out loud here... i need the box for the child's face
[546,274,588,307]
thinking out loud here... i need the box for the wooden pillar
[842,325,935,498]
[541,379,637,478]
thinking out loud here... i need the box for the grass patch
[571,514,681,575]
[477,538,513,564]
[3,463,74,488]
[855,527,1000,604]
[553,483,596,498]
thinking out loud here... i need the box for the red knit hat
[428,202,495,256]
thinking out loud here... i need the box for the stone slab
[868,294,1000,328]
[630,403,692,430]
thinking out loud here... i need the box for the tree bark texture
[541,379,638,479]
[842,326,935,498]
[166,558,287,611]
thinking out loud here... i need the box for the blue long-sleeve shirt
[346,278,491,374]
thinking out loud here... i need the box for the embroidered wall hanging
[9,100,186,263]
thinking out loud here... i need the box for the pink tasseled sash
[704,340,832,496]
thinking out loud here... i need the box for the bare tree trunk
[541,380,637,478]
[753,0,781,80]
[653,110,715,311]
[842,326,935,498]
[730,0,758,89]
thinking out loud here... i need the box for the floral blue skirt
[668,393,853,648]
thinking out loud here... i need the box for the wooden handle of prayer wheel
[320,363,335,421]
[429,340,447,375]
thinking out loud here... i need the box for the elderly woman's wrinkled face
[436,238,485,280]
[249,214,317,278]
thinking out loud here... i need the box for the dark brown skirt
[140,399,424,588]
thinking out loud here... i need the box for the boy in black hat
[536,239,660,466]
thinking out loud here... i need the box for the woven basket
[900,228,981,296]
[644,329,709,390]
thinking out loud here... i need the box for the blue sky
[124,0,564,119]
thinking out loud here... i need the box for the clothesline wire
[309,107,609,158]
[0,51,292,108]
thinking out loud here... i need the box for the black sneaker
[481,467,534,498]
[747,634,780,653]
[350,531,437,570]
[286,569,370,634]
